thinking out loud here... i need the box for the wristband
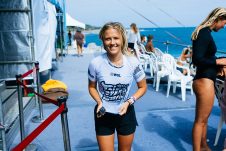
[127,96,136,105]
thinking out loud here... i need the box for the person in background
[88,22,147,151]
[127,23,141,53]
[68,30,72,46]
[74,28,85,56]
[177,47,192,75]
[140,35,147,46]
[191,7,226,151]
[145,35,155,53]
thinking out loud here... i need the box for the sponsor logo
[99,81,129,102]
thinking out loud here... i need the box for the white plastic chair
[140,44,163,63]
[139,46,166,90]
[134,46,150,71]
[140,44,156,78]
[214,78,225,146]
[163,54,193,101]
[154,48,164,61]
[155,54,171,91]
[87,43,101,52]
[148,52,157,79]
[139,44,167,89]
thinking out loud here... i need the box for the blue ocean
[85,27,226,57]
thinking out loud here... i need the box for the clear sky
[66,0,226,28]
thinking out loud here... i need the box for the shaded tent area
[0,0,67,81]
[0,0,87,84]
[0,0,67,150]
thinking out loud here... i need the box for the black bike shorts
[94,105,138,136]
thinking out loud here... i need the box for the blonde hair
[191,7,226,40]
[99,22,129,55]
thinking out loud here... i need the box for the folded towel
[42,79,67,92]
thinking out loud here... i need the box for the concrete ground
[10,49,226,151]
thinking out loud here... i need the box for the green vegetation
[85,24,100,30]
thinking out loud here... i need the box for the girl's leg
[81,46,83,56]
[96,134,115,151]
[201,125,211,151]
[192,78,215,151]
[117,133,134,151]
[77,45,81,56]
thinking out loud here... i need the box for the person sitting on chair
[177,47,193,75]
[145,35,155,53]
[140,35,147,46]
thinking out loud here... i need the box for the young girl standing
[88,22,147,151]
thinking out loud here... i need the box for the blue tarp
[48,0,64,11]
[48,0,67,48]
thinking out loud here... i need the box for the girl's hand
[119,101,130,115]
[96,102,103,113]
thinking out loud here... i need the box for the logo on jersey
[110,72,121,77]
[99,81,129,102]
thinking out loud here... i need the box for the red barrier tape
[21,68,35,78]
[16,80,58,106]
[12,104,65,151]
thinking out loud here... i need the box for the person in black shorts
[191,7,226,151]
[127,23,141,54]
[88,22,147,151]
[68,30,72,46]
